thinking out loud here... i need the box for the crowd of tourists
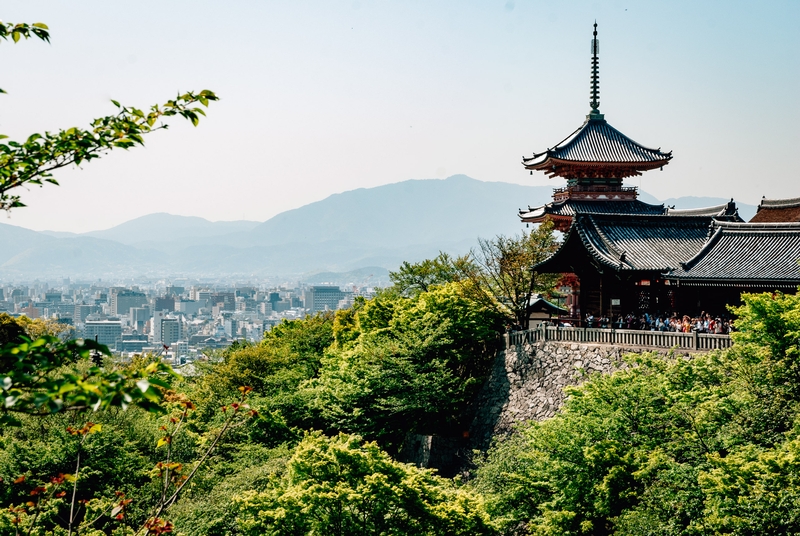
[582,311,733,333]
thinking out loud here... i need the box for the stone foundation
[468,340,682,450]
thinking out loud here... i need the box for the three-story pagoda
[520,23,676,232]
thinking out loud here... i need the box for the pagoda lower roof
[520,199,667,222]
[667,222,800,284]
[519,199,742,223]
[750,197,800,223]
[522,117,672,179]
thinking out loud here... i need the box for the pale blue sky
[1,1,798,232]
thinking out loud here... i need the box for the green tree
[390,252,474,296]
[467,221,560,329]
[306,282,502,451]
[471,290,800,535]
[235,432,497,536]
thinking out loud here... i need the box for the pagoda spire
[589,22,603,119]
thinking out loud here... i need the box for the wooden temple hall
[521,24,800,320]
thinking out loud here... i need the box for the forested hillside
[3,266,800,534]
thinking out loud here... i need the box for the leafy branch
[0,21,50,95]
[0,336,177,425]
[0,90,219,210]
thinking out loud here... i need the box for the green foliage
[472,291,800,535]
[0,312,25,346]
[234,431,497,536]
[390,251,473,296]
[0,21,50,45]
[0,336,176,425]
[307,282,503,450]
[469,220,561,327]
[699,438,800,534]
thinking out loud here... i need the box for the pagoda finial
[589,21,603,119]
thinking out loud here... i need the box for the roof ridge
[575,215,628,268]
[714,221,800,231]
[667,203,730,216]
[758,196,800,209]
[679,224,723,271]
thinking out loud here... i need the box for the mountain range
[0,175,758,280]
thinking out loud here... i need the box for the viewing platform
[505,325,732,352]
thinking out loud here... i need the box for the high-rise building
[111,289,148,317]
[161,318,181,346]
[304,286,348,313]
[152,310,167,342]
[130,306,152,332]
[154,296,175,312]
[212,292,236,311]
[83,320,122,347]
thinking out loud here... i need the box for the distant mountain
[0,177,762,279]
[302,267,391,286]
[245,175,552,248]
[83,213,260,246]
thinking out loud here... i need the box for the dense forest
[3,268,800,535]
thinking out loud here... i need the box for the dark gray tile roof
[520,199,667,220]
[535,214,715,273]
[523,118,672,166]
[666,201,740,219]
[668,222,800,283]
[575,214,712,271]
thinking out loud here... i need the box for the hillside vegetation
[2,270,800,534]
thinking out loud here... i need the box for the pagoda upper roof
[522,117,673,179]
[749,196,800,223]
[668,221,800,285]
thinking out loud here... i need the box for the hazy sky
[1,1,798,233]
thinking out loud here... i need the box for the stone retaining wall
[468,340,681,450]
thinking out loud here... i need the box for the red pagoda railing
[552,185,639,202]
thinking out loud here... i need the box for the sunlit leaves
[0,21,50,44]
[0,335,178,423]
[0,90,219,210]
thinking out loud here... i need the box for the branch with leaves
[467,220,560,328]
[0,336,177,426]
[139,386,256,536]
[0,21,50,94]
[0,90,218,210]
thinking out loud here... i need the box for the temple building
[523,24,800,320]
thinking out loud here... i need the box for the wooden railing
[506,326,732,351]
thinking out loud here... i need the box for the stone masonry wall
[468,340,682,451]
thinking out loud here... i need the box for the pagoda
[520,23,675,231]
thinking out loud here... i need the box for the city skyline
[1,0,798,233]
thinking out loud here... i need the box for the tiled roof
[520,199,667,221]
[536,214,714,273]
[522,118,672,168]
[528,295,568,315]
[668,222,800,283]
[759,197,800,209]
[666,201,739,218]
[576,215,712,271]
[750,197,800,223]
